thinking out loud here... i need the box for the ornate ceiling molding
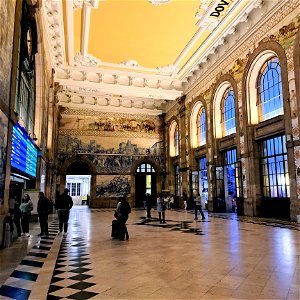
[74,53,100,67]
[56,90,166,115]
[148,0,171,6]
[178,0,264,80]
[184,0,298,94]
[55,67,183,101]
[120,60,140,68]
[42,0,66,68]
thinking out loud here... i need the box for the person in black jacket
[55,189,73,233]
[37,192,51,236]
[115,194,131,240]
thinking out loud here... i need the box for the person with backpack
[37,192,51,236]
[19,194,33,237]
[55,188,73,233]
[115,194,131,240]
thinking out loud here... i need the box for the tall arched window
[174,125,179,156]
[197,108,206,146]
[169,120,179,157]
[257,57,283,121]
[222,87,236,136]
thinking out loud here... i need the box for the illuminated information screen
[11,125,38,177]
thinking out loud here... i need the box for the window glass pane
[77,183,81,196]
[71,183,76,196]
[257,57,283,121]
[199,108,206,146]
[222,87,236,136]
[260,135,289,198]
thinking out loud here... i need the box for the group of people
[9,193,33,237]
[8,188,73,238]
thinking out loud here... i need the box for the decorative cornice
[56,90,168,115]
[120,60,140,67]
[74,53,100,67]
[43,0,66,68]
[184,0,299,95]
[157,64,176,75]
[55,67,183,101]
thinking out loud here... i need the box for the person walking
[55,188,73,233]
[37,192,51,236]
[157,193,166,224]
[19,194,33,237]
[8,193,21,238]
[115,194,131,240]
[194,193,205,220]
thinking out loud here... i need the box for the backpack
[120,202,131,215]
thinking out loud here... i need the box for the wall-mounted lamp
[286,134,292,142]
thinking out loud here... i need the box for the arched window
[169,120,179,157]
[221,87,236,136]
[257,57,283,121]
[136,163,155,173]
[174,125,179,156]
[197,108,206,146]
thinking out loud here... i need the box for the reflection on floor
[0,207,299,299]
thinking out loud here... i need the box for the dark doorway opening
[135,163,156,207]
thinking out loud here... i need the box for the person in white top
[194,192,205,220]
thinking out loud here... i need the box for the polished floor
[0,207,299,300]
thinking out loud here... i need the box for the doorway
[212,148,242,213]
[135,163,156,207]
[66,161,92,205]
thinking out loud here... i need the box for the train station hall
[0,0,299,299]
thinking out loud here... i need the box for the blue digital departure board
[11,124,38,177]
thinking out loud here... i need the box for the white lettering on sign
[210,0,230,18]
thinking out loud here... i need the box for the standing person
[115,194,131,240]
[169,194,175,209]
[19,194,33,237]
[194,193,205,220]
[157,193,166,224]
[55,188,73,233]
[145,193,152,219]
[182,192,188,210]
[37,192,51,236]
[8,193,21,238]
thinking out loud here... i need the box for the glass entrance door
[212,149,242,213]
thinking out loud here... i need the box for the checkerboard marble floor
[0,206,299,299]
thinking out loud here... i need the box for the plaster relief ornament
[73,0,91,10]
[157,64,176,75]
[74,53,100,67]
[148,0,171,6]
[120,60,140,68]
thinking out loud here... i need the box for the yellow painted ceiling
[73,0,200,68]
[64,0,248,73]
